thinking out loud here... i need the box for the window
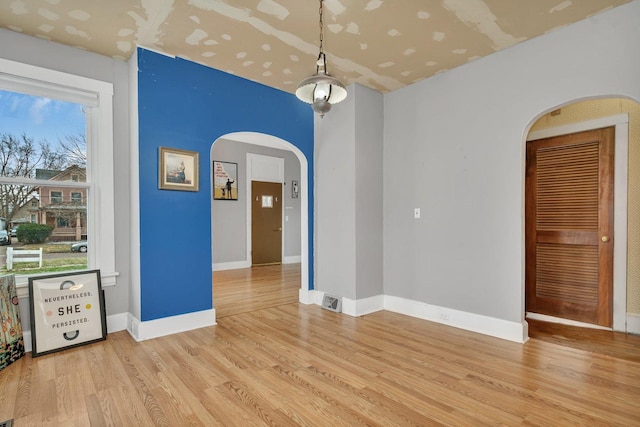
[0,57,116,293]
[1,92,86,272]
[50,191,63,204]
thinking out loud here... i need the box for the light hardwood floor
[1,265,639,426]
[213,263,300,318]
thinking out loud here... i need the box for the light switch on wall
[414,208,421,219]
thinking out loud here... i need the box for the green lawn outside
[1,258,87,274]
[18,242,74,253]
[2,242,87,274]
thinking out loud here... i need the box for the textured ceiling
[0,0,630,94]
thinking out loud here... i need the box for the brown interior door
[251,181,282,266]
[525,127,614,327]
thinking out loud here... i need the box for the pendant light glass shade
[295,71,347,116]
[296,0,347,117]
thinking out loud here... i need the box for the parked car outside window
[0,230,11,246]
[71,241,87,253]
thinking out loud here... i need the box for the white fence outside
[6,247,43,270]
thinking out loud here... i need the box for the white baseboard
[214,258,301,270]
[627,313,640,335]
[107,312,128,333]
[298,288,319,305]
[24,301,634,353]
[342,294,384,317]
[384,295,528,343]
[213,261,251,271]
[304,291,526,342]
[23,331,32,353]
[127,309,216,342]
[306,291,527,343]
[302,291,384,316]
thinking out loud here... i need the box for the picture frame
[159,147,199,191]
[29,269,107,357]
[213,161,238,200]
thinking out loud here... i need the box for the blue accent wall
[137,48,314,321]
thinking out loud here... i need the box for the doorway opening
[524,97,638,334]
[210,132,309,318]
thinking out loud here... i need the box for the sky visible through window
[0,89,85,146]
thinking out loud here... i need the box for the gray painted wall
[355,85,384,300]
[0,28,131,324]
[211,138,301,265]
[315,92,357,299]
[381,1,640,323]
[315,84,384,300]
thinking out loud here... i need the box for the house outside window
[38,167,87,240]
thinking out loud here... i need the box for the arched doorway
[524,97,639,333]
[210,132,309,317]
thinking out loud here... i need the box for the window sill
[15,270,119,299]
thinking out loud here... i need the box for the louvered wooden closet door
[525,127,614,326]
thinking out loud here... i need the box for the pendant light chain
[295,0,347,116]
[318,0,324,60]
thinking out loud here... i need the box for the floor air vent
[321,294,342,313]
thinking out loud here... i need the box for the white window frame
[0,57,117,297]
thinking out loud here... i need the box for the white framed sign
[29,270,106,357]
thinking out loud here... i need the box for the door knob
[601,235,610,242]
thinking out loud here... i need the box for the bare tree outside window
[57,133,87,168]
[0,133,67,225]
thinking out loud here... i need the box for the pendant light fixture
[295,0,347,117]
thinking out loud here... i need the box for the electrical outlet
[414,208,421,219]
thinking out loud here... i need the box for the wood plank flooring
[213,263,300,318]
[527,318,640,363]
[1,265,639,426]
